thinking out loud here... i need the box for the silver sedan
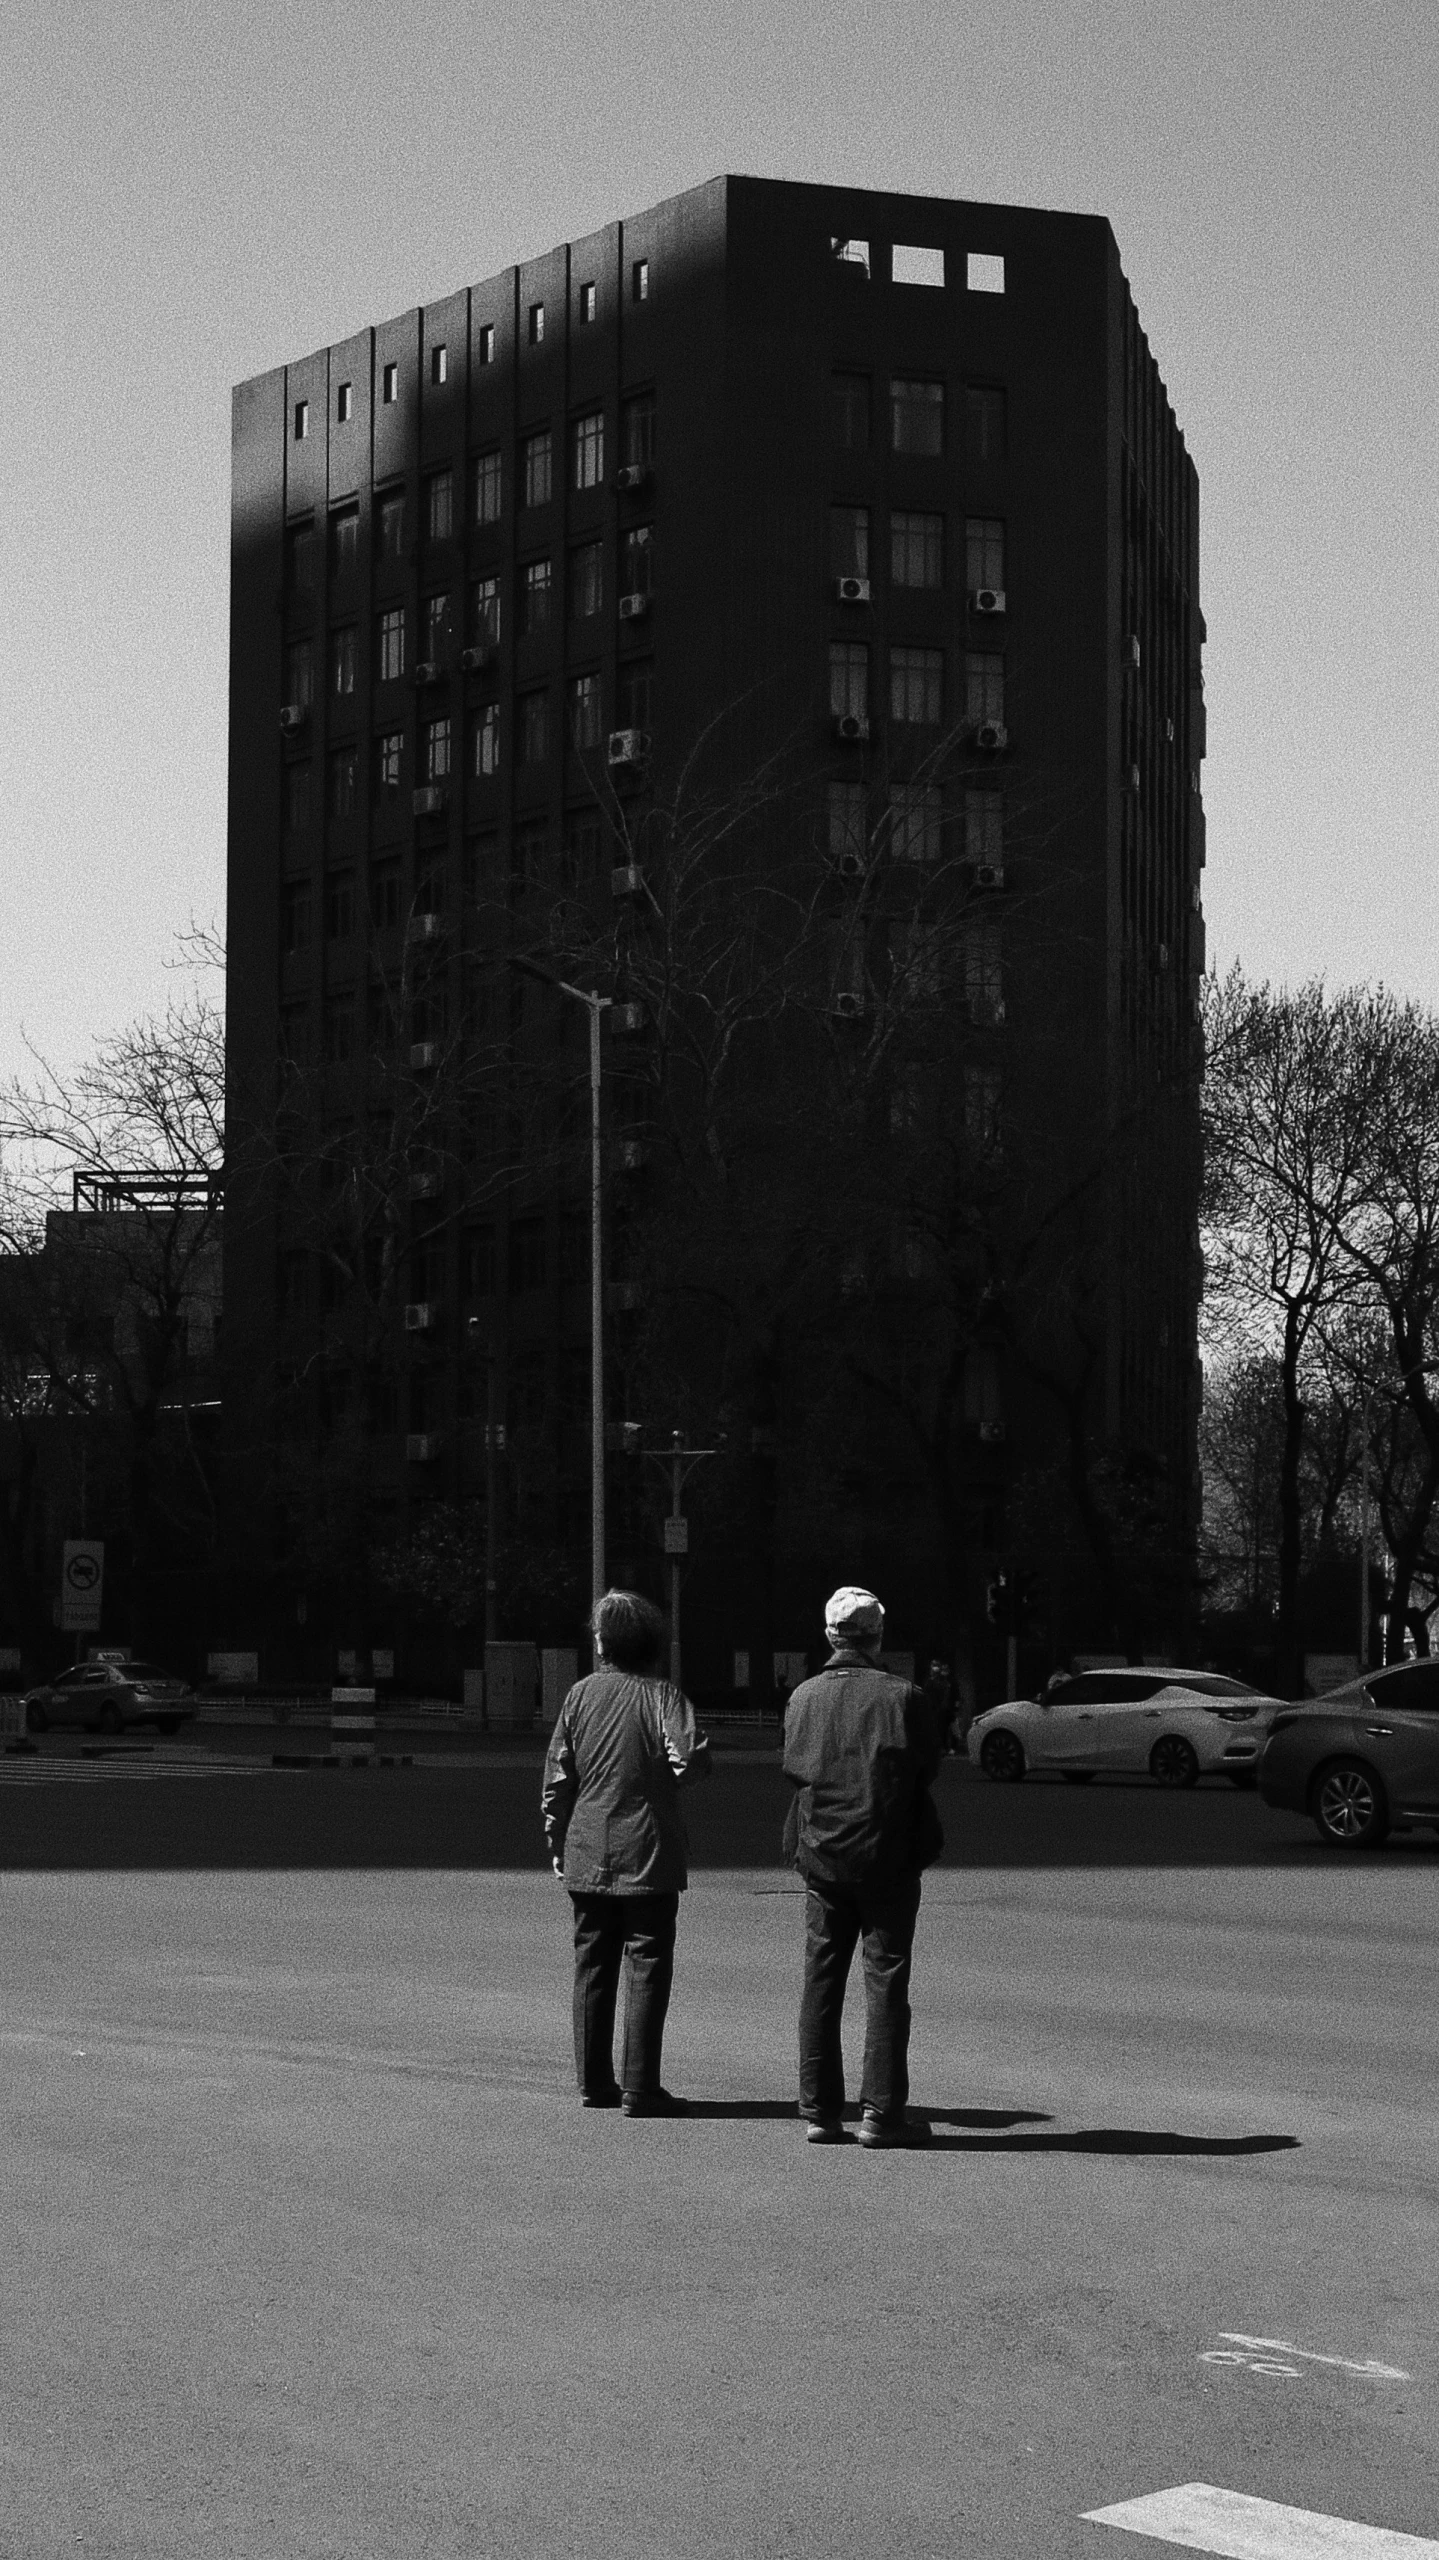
[968,1667,1284,1789]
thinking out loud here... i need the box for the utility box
[541,1649,579,1729]
[485,1641,539,1730]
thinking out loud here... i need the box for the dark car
[22,1660,194,1737]
[1258,1660,1439,1848]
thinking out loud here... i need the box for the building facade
[225,175,1205,1694]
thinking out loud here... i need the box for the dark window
[328,745,358,817]
[964,385,1007,465]
[1368,1664,1439,1711]
[324,871,355,939]
[829,506,869,580]
[890,377,944,456]
[374,731,403,801]
[579,281,597,324]
[522,429,552,508]
[565,810,603,884]
[892,510,943,588]
[518,691,550,765]
[473,450,502,524]
[377,607,405,682]
[618,661,652,730]
[460,1228,496,1297]
[470,574,500,645]
[279,1003,309,1066]
[477,323,495,365]
[512,819,548,886]
[377,489,405,561]
[560,1213,589,1284]
[426,469,454,543]
[829,641,868,720]
[472,703,500,777]
[891,646,942,725]
[830,237,870,277]
[964,789,1003,864]
[569,541,602,622]
[284,763,312,833]
[827,780,866,865]
[831,374,870,449]
[411,980,447,1043]
[370,860,402,928]
[966,517,1005,591]
[283,638,314,709]
[330,626,357,698]
[519,558,553,637]
[322,995,355,1063]
[430,343,448,386]
[573,411,605,491]
[329,507,359,580]
[281,881,311,954]
[621,393,655,470]
[631,258,649,303]
[422,592,452,658]
[293,400,309,441]
[277,1250,309,1315]
[528,302,545,346]
[286,521,316,593]
[415,858,446,915]
[422,716,452,784]
[619,524,653,598]
[965,652,1005,725]
[381,361,399,404]
[889,782,942,861]
[569,672,602,750]
[508,1217,547,1293]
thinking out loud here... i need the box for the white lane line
[1084,2483,1439,2557]
[1219,2333,1411,2382]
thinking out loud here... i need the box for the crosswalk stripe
[0,1757,296,1785]
[1084,2484,1439,2558]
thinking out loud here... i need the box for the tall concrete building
[225,175,1205,1694]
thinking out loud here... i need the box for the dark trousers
[570,1891,679,2098]
[798,1873,922,2122]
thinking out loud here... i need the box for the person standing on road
[542,1588,711,2117]
[783,1587,943,2147]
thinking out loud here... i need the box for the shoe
[856,2110,933,2148]
[621,2087,688,2118]
[581,2086,623,2108]
[805,2118,847,2144]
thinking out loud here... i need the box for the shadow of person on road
[679,2101,1053,2126]
[918,2123,1299,2155]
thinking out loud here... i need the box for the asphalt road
[1,1757,1435,2558]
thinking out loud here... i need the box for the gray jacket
[542,1669,710,1895]
[783,1647,943,1885]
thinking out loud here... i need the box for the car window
[1050,1673,1163,1704]
[1165,1674,1256,1700]
[1368,1662,1439,1712]
[54,1668,89,1689]
[122,1663,167,1682]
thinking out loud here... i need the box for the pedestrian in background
[542,1588,710,2117]
[782,1587,943,2147]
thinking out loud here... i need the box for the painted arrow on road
[1218,2334,1410,2382]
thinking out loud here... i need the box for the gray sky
[2,0,1436,1082]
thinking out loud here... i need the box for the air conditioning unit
[406,912,445,943]
[973,863,1006,890]
[835,575,871,605]
[615,463,651,492]
[460,643,494,673]
[1124,634,1141,668]
[607,728,650,770]
[975,720,1008,751]
[611,863,645,898]
[409,1041,439,1071]
[971,587,1007,615]
[831,990,865,1021]
[618,592,651,622]
[279,704,308,734]
[836,849,864,878]
[610,1001,647,1035]
[833,713,869,742]
[412,785,448,816]
[404,1302,439,1333]
[405,1433,441,1463]
[978,1420,1007,1443]
[413,660,442,686]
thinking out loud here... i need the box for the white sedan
[967,1666,1285,1790]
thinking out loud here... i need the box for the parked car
[22,1660,194,1737]
[1258,1661,1439,1848]
[968,1666,1284,1788]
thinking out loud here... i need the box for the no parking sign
[61,1541,104,1633]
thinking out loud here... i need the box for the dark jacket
[782,1647,943,1885]
[542,1668,710,1895]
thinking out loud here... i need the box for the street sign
[60,1540,104,1633]
[663,1517,689,1555]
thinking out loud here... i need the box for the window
[829,641,868,720]
[423,593,452,660]
[508,1217,547,1293]
[460,1229,496,1300]
[892,243,945,288]
[328,745,358,818]
[430,343,448,385]
[323,996,355,1064]
[892,510,943,588]
[520,558,553,637]
[470,574,500,645]
[324,871,355,940]
[964,789,1003,865]
[573,410,605,490]
[283,638,314,708]
[621,392,655,470]
[512,819,548,886]
[965,651,1005,726]
[827,780,867,866]
[415,856,446,915]
[565,810,603,884]
[279,1003,309,1067]
[382,361,399,403]
[473,449,502,526]
[559,1214,589,1286]
[569,541,602,622]
[522,429,552,508]
[411,977,447,1044]
[964,925,1004,1023]
[967,251,1005,294]
[329,507,359,580]
[890,377,944,456]
[423,715,452,784]
[579,281,596,324]
[569,672,602,750]
[284,762,312,833]
[528,302,545,345]
[374,731,403,802]
[831,373,869,450]
[618,660,652,729]
[631,258,649,303]
[620,524,653,598]
[370,858,402,928]
[277,1250,310,1317]
[891,646,942,725]
[829,506,869,580]
[426,468,454,542]
[472,703,500,777]
[293,399,309,440]
[889,782,942,862]
[281,882,311,955]
[966,517,1005,591]
[336,380,353,423]
[477,323,495,365]
[377,489,405,560]
[830,237,870,276]
[518,691,549,766]
[377,607,405,682]
[331,626,357,698]
[965,385,1006,464]
[286,521,316,592]
[964,1066,1002,1153]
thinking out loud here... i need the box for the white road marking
[1219,2333,1411,2382]
[1084,2484,1439,2557]
[1200,2351,1300,2377]
[0,1756,296,1785]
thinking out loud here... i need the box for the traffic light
[986,1572,1010,1628]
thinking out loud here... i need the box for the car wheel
[156,1717,180,1736]
[1227,1770,1258,1789]
[1062,1771,1096,1785]
[26,1702,48,1733]
[96,1703,123,1736]
[1312,1760,1389,1850]
[980,1730,1026,1783]
[1150,1735,1199,1789]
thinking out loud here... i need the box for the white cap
[824,1586,884,1641]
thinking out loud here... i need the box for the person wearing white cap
[781,1586,943,2146]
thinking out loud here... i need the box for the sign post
[60,1541,104,1641]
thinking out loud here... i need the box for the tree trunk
[1276,1305,1306,1697]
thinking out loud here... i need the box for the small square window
[477,323,495,365]
[293,399,309,441]
[580,281,597,323]
[528,302,545,346]
[631,259,649,303]
[830,238,870,277]
[336,381,353,423]
[431,343,448,385]
[967,252,1005,295]
[382,362,399,403]
[892,244,945,288]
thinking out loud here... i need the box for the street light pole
[637,1430,720,1688]
[1359,1391,1372,1670]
